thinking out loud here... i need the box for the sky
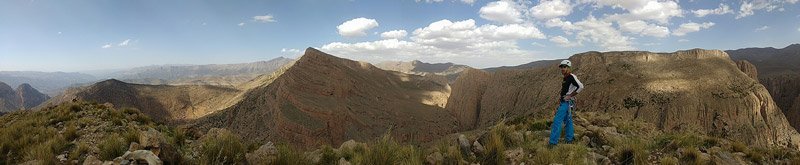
[1,0,799,72]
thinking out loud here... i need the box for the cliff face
[736,60,759,81]
[728,44,800,133]
[191,48,458,148]
[447,49,800,148]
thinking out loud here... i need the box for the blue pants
[549,101,575,145]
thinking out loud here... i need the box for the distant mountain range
[0,57,294,96]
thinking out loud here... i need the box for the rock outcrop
[190,48,458,148]
[736,60,758,81]
[728,44,800,132]
[447,49,800,149]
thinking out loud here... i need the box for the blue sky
[1,0,799,72]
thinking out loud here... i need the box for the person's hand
[564,95,572,101]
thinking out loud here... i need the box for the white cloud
[411,19,544,48]
[672,22,715,36]
[755,25,769,32]
[460,0,477,5]
[573,16,634,51]
[594,0,683,24]
[549,35,580,47]
[320,19,548,68]
[530,0,572,20]
[238,22,245,26]
[479,0,524,24]
[337,17,380,37]
[736,0,785,19]
[380,30,408,39]
[253,14,276,22]
[618,20,670,38]
[102,39,134,49]
[118,39,130,46]
[693,3,732,17]
[281,48,300,53]
[678,39,689,42]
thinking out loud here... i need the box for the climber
[549,59,584,148]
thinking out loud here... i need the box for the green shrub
[99,134,127,160]
[69,143,91,162]
[617,138,648,165]
[199,129,246,164]
[63,124,80,141]
[362,133,422,165]
[274,144,310,165]
[481,129,506,164]
[731,141,747,153]
[679,147,704,165]
[660,156,679,165]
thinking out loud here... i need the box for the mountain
[105,57,294,87]
[728,44,800,133]
[189,48,457,148]
[482,59,561,72]
[375,60,471,83]
[0,81,49,112]
[0,82,16,111]
[447,49,800,149]
[0,71,97,96]
[42,79,241,123]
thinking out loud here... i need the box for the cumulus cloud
[321,19,548,68]
[549,35,580,47]
[479,0,524,24]
[101,44,112,49]
[238,22,245,26]
[337,17,380,37]
[380,30,408,39]
[573,16,634,50]
[593,0,683,24]
[736,0,787,19]
[618,20,670,38]
[672,22,715,36]
[530,0,572,20]
[755,25,769,32]
[253,14,276,23]
[693,3,733,17]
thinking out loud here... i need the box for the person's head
[559,60,572,75]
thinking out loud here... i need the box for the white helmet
[559,60,572,68]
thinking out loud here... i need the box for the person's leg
[564,102,575,143]
[549,102,569,145]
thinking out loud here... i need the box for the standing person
[549,60,584,148]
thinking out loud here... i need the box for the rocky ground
[3,102,800,165]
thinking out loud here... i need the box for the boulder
[246,142,279,165]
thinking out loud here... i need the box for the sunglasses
[558,64,569,68]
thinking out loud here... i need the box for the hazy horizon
[2,0,799,72]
